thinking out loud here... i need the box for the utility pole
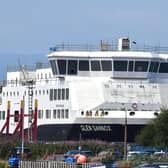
[124,110,127,161]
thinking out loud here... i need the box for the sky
[0,0,168,79]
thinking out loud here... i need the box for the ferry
[0,37,168,142]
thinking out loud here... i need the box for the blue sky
[0,0,167,79]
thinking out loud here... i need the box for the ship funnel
[118,37,130,51]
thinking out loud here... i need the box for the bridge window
[50,60,58,75]
[149,62,159,72]
[68,60,77,75]
[79,60,89,71]
[134,61,149,72]
[114,60,128,71]
[57,60,66,74]
[91,60,101,71]
[159,62,168,73]
[101,60,112,71]
[128,61,134,71]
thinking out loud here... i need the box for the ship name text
[80,125,112,132]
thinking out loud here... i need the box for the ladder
[27,80,34,142]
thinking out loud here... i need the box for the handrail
[49,43,168,53]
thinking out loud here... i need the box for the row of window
[3,89,49,97]
[38,109,69,119]
[49,88,69,101]
[13,109,69,122]
[12,109,69,122]
[36,72,52,80]
[105,84,158,89]
[50,59,168,75]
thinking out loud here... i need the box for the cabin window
[57,109,61,118]
[0,111,5,120]
[149,61,159,72]
[58,89,61,100]
[61,109,64,118]
[49,73,51,78]
[101,60,112,71]
[134,61,149,72]
[62,88,65,100]
[114,60,128,71]
[50,88,69,101]
[68,60,77,75]
[49,60,57,75]
[38,110,43,119]
[128,61,134,71]
[159,62,168,73]
[49,89,53,101]
[14,110,19,122]
[2,111,5,120]
[45,73,47,79]
[91,60,101,71]
[54,89,57,100]
[53,110,57,119]
[65,109,69,118]
[66,88,69,100]
[57,60,66,74]
[46,109,51,119]
[79,60,89,71]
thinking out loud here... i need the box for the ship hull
[37,124,144,142]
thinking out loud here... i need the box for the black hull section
[37,124,145,142]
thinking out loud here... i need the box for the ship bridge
[47,43,168,81]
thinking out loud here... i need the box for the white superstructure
[0,38,168,142]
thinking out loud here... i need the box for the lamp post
[124,110,127,161]
[123,109,135,161]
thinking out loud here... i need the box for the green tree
[135,109,168,148]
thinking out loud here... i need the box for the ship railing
[0,77,158,87]
[49,43,168,53]
[0,79,36,87]
[0,77,64,87]
[6,62,49,72]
